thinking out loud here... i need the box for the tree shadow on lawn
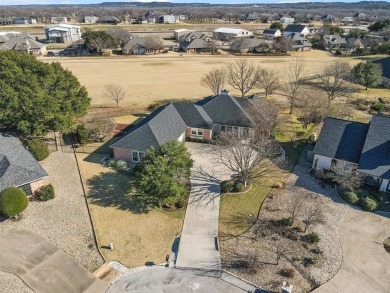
[86,171,160,214]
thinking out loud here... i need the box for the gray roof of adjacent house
[196,94,254,127]
[0,134,48,191]
[122,38,148,50]
[180,38,209,50]
[263,29,279,35]
[284,24,307,33]
[313,117,369,164]
[180,31,209,42]
[358,116,390,179]
[0,36,45,51]
[373,56,390,79]
[110,103,187,151]
[99,16,120,22]
[323,34,347,45]
[172,103,214,129]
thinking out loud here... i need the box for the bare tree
[144,37,164,54]
[84,118,115,142]
[273,36,292,53]
[225,59,260,97]
[280,58,306,114]
[200,68,226,96]
[229,37,250,54]
[107,28,132,47]
[284,193,305,226]
[318,61,352,108]
[247,98,279,132]
[328,103,354,120]
[326,164,364,192]
[295,87,327,129]
[214,131,285,186]
[256,67,280,97]
[103,84,126,107]
[302,200,326,232]
[274,240,290,265]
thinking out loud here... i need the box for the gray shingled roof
[313,118,369,164]
[180,38,209,50]
[172,103,214,129]
[110,104,187,151]
[373,56,390,79]
[358,115,390,179]
[196,94,254,127]
[0,36,45,51]
[284,24,307,33]
[0,134,48,191]
[263,29,279,34]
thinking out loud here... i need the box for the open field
[40,50,362,109]
[77,153,185,268]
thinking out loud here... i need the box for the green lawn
[219,183,272,237]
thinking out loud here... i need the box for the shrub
[359,196,378,212]
[0,187,28,217]
[341,190,359,204]
[311,247,323,254]
[305,232,321,243]
[233,183,244,192]
[356,189,370,198]
[221,180,233,193]
[76,124,89,144]
[34,184,55,201]
[273,182,284,188]
[371,103,384,114]
[116,159,128,171]
[26,139,49,161]
[107,159,116,167]
[147,102,162,112]
[335,49,342,56]
[280,217,293,227]
[279,268,295,278]
[314,169,325,180]
[304,256,317,266]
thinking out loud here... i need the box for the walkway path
[175,143,231,270]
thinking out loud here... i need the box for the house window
[226,126,232,132]
[191,128,203,136]
[243,127,249,137]
[221,125,226,131]
[132,151,144,162]
[19,184,32,196]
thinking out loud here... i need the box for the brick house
[110,91,261,163]
[0,134,48,195]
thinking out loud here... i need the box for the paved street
[175,143,231,270]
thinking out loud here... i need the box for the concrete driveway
[175,143,231,270]
[0,230,108,293]
[314,211,390,293]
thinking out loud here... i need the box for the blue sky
[0,0,387,5]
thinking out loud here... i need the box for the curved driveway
[315,211,390,293]
[175,143,231,270]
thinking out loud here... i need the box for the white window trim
[132,150,144,163]
[190,128,203,137]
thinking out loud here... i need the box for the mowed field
[41,50,362,109]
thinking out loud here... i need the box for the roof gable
[172,103,214,129]
[284,24,308,33]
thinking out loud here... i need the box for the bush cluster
[279,268,295,278]
[359,196,378,212]
[233,183,244,192]
[340,188,379,212]
[221,180,233,193]
[0,187,28,217]
[341,190,360,204]
[34,184,55,201]
[26,139,49,161]
[304,232,321,244]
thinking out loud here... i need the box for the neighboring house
[0,32,47,55]
[313,116,390,192]
[45,24,81,44]
[180,39,210,53]
[173,29,192,41]
[29,18,37,24]
[0,134,48,195]
[50,16,67,24]
[373,57,390,88]
[179,31,211,42]
[280,17,294,24]
[308,27,320,34]
[320,15,338,24]
[244,12,260,22]
[0,18,13,25]
[230,37,271,53]
[345,36,364,51]
[321,34,347,51]
[84,16,99,24]
[283,24,309,37]
[288,33,312,51]
[213,28,253,41]
[99,16,120,24]
[341,16,355,24]
[158,15,177,24]
[110,91,263,163]
[14,17,29,25]
[122,38,154,55]
[263,29,282,39]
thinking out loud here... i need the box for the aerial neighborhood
[0,1,390,293]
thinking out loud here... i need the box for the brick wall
[113,148,132,161]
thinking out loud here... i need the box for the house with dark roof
[110,90,260,163]
[283,24,309,37]
[288,33,312,51]
[0,134,48,195]
[99,16,120,24]
[320,34,348,51]
[313,116,390,192]
[263,29,282,39]
[373,57,390,89]
[179,39,210,53]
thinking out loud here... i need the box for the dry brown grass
[40,50,360,109]
[77,153,184,268]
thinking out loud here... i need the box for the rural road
[175,143,231,270]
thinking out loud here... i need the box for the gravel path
[0,150,104,293]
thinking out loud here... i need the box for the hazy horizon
[1,0,389,6]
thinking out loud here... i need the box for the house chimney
[220,89,230,96]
